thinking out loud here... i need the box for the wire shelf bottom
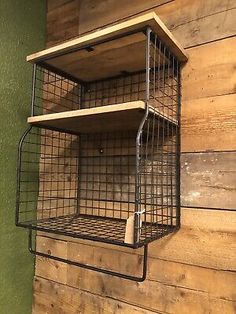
[24,214,177,248]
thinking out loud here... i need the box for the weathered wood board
[182,37,236,101]
[181,152,236,209]
[33,275,236,314]
[33,277,159,314]
[78,0,236,46]
[181,94,236,152]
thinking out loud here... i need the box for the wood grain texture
[172,8,236,48]
[34,206,236,312]
[35,252,236,302]
[181,152,236,210]
[182,37,236,101]
[34,276,236,314]
[46,0,236,48]
[47,0,75,12]
[47,0,80,46]
[181,207,236,233]
[78,0,172,33]
[78,0,236,47]
[47,32,148,81]
[33,277,157,314]
[34,220,236,312]
[28,101,146,133]
[181,94,236,152]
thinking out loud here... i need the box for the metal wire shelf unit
[16,26,182,281]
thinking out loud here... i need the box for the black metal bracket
[28,229,148,282]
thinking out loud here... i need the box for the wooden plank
[47,32,149,81]
[181,152,236,210]
[181,207,236,233]
[34,207,236,311]
[27,101,177,133]
[46,1,236,48]
[33,277,157,314]
[35,233,236,308]
[47,25,79,48]
[181,94,236,152]
[48,0,235,47]
[79,0,236,48]
[35,236,68,285]
[35,217,236,299]
[28,12,188,64]
[46,0,79,47]
[79,0,236,33]
[182,37,236,101]
[173,8,236,48]
[78,0,172,34]
[66,266,236,314]
[47,0,75,13]
[37,222,236,271]
[36,252,236,303]
[34,264,236,314]
[28,101,145,133]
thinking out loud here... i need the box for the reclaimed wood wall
[33,1,236,313]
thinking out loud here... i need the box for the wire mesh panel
[134,29,180,244]
[16,127,79,225]
[17,27,181,250]
[31,65,82,116]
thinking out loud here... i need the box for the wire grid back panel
[32,63,176,118]
[79,131,136,218]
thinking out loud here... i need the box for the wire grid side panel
[83,71,146,108]
[136,31,180,243]
[17,127,79,225]
[138,119,178,240]
[33,66,82,116]
[149,32,179,123]
[79,132,137,220]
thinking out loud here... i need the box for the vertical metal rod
[145,29,151,105]
[134,27,151,244]
[176,63,181,228]
[31,64,37,116]
[76,85,84,215]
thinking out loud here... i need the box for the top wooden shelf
[26,12,188,82]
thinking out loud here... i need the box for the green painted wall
[0,1,46,313]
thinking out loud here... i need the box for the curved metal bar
[28,229,148,282]
[134,27,151,244]
[15,126,33,225]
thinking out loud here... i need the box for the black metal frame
[16,27,181,281]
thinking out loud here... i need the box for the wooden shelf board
[26,12,188,82]
[27,101,177,134]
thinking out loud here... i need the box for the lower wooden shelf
[27,101,177,134]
